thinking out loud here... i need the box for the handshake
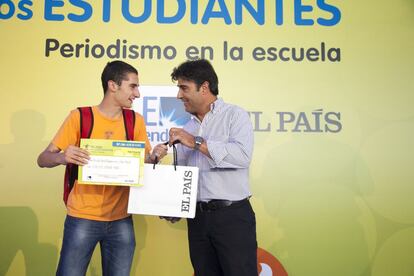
[151,127,198,163]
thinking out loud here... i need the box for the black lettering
[60,43,74,58]
[252,47,266,61]
[45,38,59,57]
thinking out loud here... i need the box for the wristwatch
[194,136,204,150]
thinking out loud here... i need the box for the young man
[166,59,257,276]
[37,61,167,276]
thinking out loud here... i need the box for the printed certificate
[78,139,146,187]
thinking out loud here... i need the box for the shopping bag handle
[153,141,178,170]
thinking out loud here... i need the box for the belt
[196,198,248,212]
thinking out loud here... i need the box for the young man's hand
[149,143,168,163]
[60,145,90,166]
[38,143,89,168]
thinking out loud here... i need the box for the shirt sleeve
[52,109,80,151]
[206,108,254,169]
[177,144,191,166]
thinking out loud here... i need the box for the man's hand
[149,143,168,163]
[169,127,195,148]
[60,145,90,166]
[38,143,89,168]
[159,216,181,223]
[169,127,212,158]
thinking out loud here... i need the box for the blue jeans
[56,215,135,276]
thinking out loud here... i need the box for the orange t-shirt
[53,106,151,221]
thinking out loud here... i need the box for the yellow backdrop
[1,1,413,275]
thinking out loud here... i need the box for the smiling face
[112,72,140,108]
[176,78,204,116]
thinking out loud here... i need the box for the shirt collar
[209,98,223,114]
[191,98,223,123]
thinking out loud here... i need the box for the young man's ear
[108,80,118,92]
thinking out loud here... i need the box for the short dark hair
[171,59,219,95]
[101,61,138,94]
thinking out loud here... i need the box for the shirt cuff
[206,140,228,167]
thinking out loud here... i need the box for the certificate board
[78,139,146,187]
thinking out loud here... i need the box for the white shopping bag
[128,163,199,218]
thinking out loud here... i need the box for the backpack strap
[63,107,94,205]
[79,107,94,139]
[122,109,135,140]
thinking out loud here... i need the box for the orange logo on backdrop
[257,247,288,276]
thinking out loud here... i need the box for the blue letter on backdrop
[275,0,283,25]
[102,0,111,22]
[68,0,92,22]
[44,0,65,21]
[0,0,15,19]
[190,0,198,23]
[143,97,157,126]
[294,0,314,25]
[157,0,185,23]
[317,0,341,26]
[235,0,264,25]
[17,0,33,20]
[202,0,232,24]
[122,0,151,23]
